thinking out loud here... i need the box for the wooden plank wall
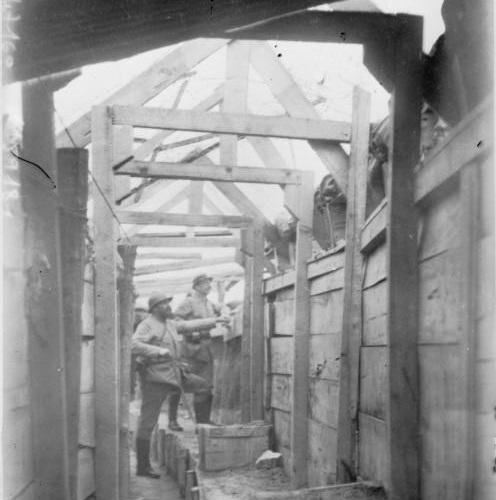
[78,262,96,500]
[264,250,345,484]
[415,101,495,500]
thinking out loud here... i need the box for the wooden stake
[336,87,371,482]
[117,245,137,500]
[57,148,89,499]
[285,171,314,488]
[92,105,120,500]
[21,82,71,500]
[385,16,422,499]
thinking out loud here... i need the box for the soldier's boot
[194,394,216,425]
[136,438,161,478]
[168,392,184,431]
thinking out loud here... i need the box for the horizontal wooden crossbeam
[116,160,303,184]
[135,255,235,276]
[129,236,240,248]
[136,252,202,260]
[111,105,351,142]
[118,211,252,227]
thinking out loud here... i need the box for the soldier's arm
[131,322,169,358]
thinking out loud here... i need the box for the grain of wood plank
[117,160,303,185]
[359,347,387,420]
[130,236,240,248]
[112,105,351,142]
[135,255,234,275]
[272,409,291,449]
[476,234,495,320]
[270,337,294,374]
[57,39,228,147]
[309,268,345,296]
[310,290,344,335]
[358,412,387,486]
[271,375,292,412]
[118,210,252,227]
[263,272,296,295]
[307,251,345,280]
[79,392,95,448]
[363,244,387,289]
[92,105,120,500]
[308,379,339,429]
[308,334,341,381]
[77,448,96,500]
[273,300,294,336]
[307,419,338,487]
[360,198,387,253]
[418,249,462,344]
[335,87,370,483]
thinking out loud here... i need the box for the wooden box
[198,423,271,471]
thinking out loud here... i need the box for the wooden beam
[116,160,303,185]
[57,147,89,500]
[135,255,236,276]
[117,245,137,500]
[112,105,352,142]
[56,39,228,147]
[250,41,349,194]
[360,198,387,253]
[385,16,422,500]
[133,85,224,161]
[130,236,240,248]
[250,222,266,421]
[124,184,191,238]
[21,81,71,500]
[336,87,371,483]
[118,211,252,228]
[113,125,133,201]
[263,271,296,295]
[92,105,120,500]
[414,96,493,204]
[285,171,314,488]
[247,135,290,170]
[136,252,202,261]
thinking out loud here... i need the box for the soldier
[132,292,228,478]
[172,274,230,427]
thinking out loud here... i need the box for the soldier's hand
[157,347,171,359]
[216,315,230,325]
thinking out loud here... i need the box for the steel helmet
[148,292,173,312]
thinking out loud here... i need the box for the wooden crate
[198,423,271,471]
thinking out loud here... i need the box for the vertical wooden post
[240,227,254,422]
[113,125,133,202]
[250,221,266,420]
[117,245,137,500]
[92,105,120,500]
[336,87,371,482]
[21,81,71,500]
[284,171,314,488]
[385,16,422,500]
[57,147,89,499]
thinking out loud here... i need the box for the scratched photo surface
[2,2,494,500]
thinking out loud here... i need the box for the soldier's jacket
[174,291,224,383]
[131,315,184,386]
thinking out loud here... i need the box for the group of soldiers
[132,273,231,478]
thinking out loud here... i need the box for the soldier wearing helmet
[132,292,228,479]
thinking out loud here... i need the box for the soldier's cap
[192,273,213,288]
[148,292,173,312]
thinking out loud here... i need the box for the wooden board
[130,236,240,248]
[308,379,339,429]
[362,281,388,346]
[57,38,229,147]
[271,375,292,412]
[82,280,95,337]
[359,347,387,420]
[118,210,252,227]
[358,412,387,486]
[272,409,291,449]
[307,249,345,280]
[309,268,345,296]
[77,447,95,500]
[418,188,460,262]
[79,392,95,448]
[118,160,303,185]
[270,337,294,374]
[198,424,271,471]
[80,339,95,393]
[418,249,462,344]
[308,334,341,381]
[476,234,495,320]
[273,300,294,336]
[310,291,344,335]
[361,199,387,253]
[307,419,338,487]
[112,105,352,142]
[263,272,295,295]
[363,244,387,289]
[418,344,469,500]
